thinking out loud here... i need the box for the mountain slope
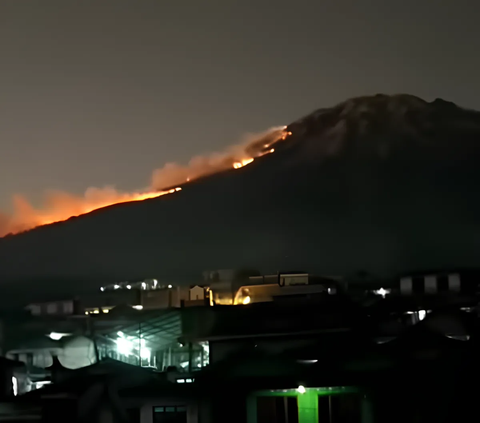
[2,94,480,302]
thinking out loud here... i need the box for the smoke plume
[0,126,286,237]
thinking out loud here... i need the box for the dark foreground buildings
[0,270,478,422]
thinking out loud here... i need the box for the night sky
[1,0,479,210]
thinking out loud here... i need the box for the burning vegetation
[0,127,291,237]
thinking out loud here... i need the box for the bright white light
[126,285,132,290]
[177,379,185,383]
[168,284,173,289]
[35,381,51,389]
[297,385,306,394]
[140,347,151,360]
[153,279,158,288]
[132,305,143,310]
[242,296,251,305]
[12,377,18,396]
[116,337,133,356]
[418,310,427,321]
[48,332,66,341]
[114,284,120,290]
[373,288,390,298]
[141,282,147,290]
[117,331,124,337]
[100,287,105,292]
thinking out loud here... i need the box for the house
[9,358,200,423]
[189,286,206,301]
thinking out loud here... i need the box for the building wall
[141,289,182,310]
[209,336,317,364]
[25,300,76,316]
[189,286,205,301]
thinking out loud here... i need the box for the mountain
[2,94,480,303]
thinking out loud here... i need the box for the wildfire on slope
[0,127,292,237]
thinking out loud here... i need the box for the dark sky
[1,0,479,210]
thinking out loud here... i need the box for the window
[63,302,74,314]
[46,303,58,314]
[153,406,187,423]
[25,353,33,367]
[27,305,41,316]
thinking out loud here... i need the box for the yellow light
[242,296,251,305]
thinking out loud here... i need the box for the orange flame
[1,128,292,236]
[233,158,254,169]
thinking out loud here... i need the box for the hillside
[2,94,480,303]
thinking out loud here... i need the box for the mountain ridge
[2,93,480,304]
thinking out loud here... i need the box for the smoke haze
[0,126,285,237]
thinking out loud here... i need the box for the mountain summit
[2,94,480,301]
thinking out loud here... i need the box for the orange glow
[233,158,254,169]
[1,127,292,236]
[6,187,183,233]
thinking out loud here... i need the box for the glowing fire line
[1,128,291,236]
